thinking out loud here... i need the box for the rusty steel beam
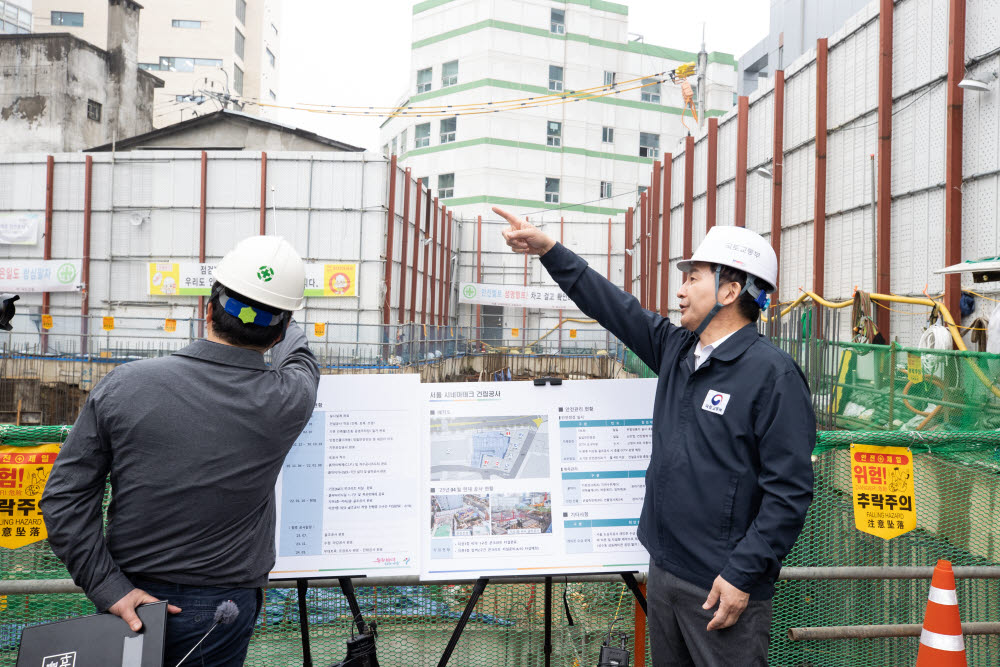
[81,156,92,356]
[444,210,453,325]
[409,183,422,323]
[476,215,482,340]
[41,156,54,354]
[397,169,411,324]
[624,207,633,295]
[649,161,661,310]
[259,152,267,234]
[771,71,785,298]
[428,199,438,325]
[639,190,648,308]
[198,151,207,337]
[944,0,966,324]
[438,206,447,326]
[735,96,749,227]
[814,39,828,302]
[660,156,672,315]
[382,155,398,327]
[683,136,694,268]
[706,118,718,231]
[876,0,893,337]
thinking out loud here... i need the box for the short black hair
[209,281,287,349]
[713,264,763,324]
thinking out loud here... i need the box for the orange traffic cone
[916,560,967,666]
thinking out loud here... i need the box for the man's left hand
[702,575,749,631]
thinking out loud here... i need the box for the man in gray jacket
[42,236,320,666]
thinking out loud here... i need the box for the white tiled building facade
[381,0,738,223]
[31,0,280,127]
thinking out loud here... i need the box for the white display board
[271,374,422,579]
[421,379,655,580]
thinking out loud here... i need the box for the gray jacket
[41,324,320,611]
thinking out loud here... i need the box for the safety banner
[0,444,60,550]
[0,259,82,292]
[148,262,359,297]
[458,282,575,310]
[0,213,40,245]
[850,443,916,540]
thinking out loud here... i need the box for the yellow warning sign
[569,329,577,339]
[41,314,53,330]
[511,328,519,338]
[164,318,177,333]
[102,316,114,331]
[851,443,916,540]
[321,264,357,297]
[314,322,326,337]
[0,443,60,549]
[148,262,181,296]
[906,353,924,384]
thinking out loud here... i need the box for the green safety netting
[3,338,1000,665]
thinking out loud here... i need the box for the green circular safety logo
[463,284,477,299]
[257,265,274,282]
[56,262,77,284]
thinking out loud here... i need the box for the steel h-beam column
[876,0,894,338]
[944,0,966,324]
[771,71,785,299]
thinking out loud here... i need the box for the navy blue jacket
[541,243,815,600]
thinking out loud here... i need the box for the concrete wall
[0,33,159,152]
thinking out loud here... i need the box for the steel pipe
[789,622,1000,641]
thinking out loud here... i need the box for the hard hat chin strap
[693,266,724,338]
[692,268,769,338]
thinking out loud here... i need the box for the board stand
[436,572,646,667]
[295,575,368,667]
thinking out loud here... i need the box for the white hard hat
[213,236,305,311]
[677,226,778,292]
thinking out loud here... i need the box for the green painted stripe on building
[404,136,655,164]
[411,18,735,69]
[415,0,628,15]
[412,0,455,14]
[407,78,730,117]
[439,194,625,216]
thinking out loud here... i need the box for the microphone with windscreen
[173,600,240,667]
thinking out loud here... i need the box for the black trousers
[647,560,773,667]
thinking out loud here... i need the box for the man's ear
[719,281,741,306]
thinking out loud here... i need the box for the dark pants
[647,561,772,667]
[130,577,261,667]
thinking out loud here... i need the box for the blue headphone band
[218,291,283,327]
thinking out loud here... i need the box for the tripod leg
[437,577,489,667]
[620,572,647,616]
[339,577,366,635]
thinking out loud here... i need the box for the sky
[275,0,770,152]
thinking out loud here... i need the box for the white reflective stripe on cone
[928,586,959,606]
[920,628,965,652]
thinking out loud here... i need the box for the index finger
[492,206,524,229]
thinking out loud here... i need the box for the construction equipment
[668,62,699,130]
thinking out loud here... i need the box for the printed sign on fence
[850,443,916,540]
[0,213,40,245]
[458,282,576,310]
[0,260,82,293]
[0,444,60,549]
[41,314,53,330]
[148,262,358,297]
[906,353,924,384]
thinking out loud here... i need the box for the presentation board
[271,374,422,579]
[421,379,655,580]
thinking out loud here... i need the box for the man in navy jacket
[496,207,815,666]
